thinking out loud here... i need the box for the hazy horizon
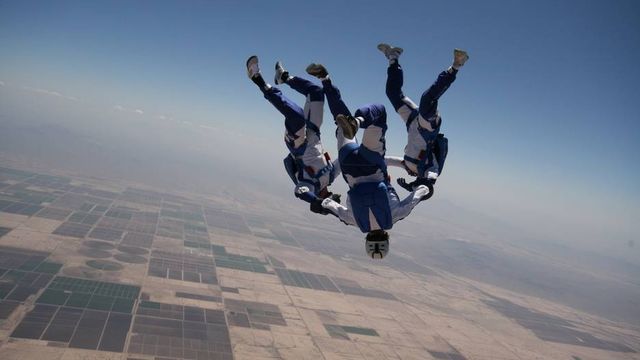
[1,0,639,265]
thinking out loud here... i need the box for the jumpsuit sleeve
[321,198,357,226]
[392,185,430,223]
[294,182,318,204]
[331,159,342,178]
[384,156,406,170]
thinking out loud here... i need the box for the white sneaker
[246,55,260,79]
[377,43,403,60]
[453,49,469,69]
[274,61,290,85]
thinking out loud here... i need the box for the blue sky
[1,0,639,255]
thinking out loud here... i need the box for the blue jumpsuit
[385,63,456,178]
[320,78,429,233]
[261,77,338,203]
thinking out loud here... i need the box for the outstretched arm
[321,198,357,226]
[391,185,431,223]
[385,156,409,171]
[298,183,336,216]
[385,156,418,177]
[294,182,318,204]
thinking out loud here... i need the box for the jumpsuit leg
[286,76,324,134]
[418,68,457,120]
[355,104,388,171]
[385,62,419,124]
[321,78,353,120]
[262,86,306,151]
[318,78,358,153]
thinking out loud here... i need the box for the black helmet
[365,230,389,259]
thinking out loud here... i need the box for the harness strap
[306,120,320,136]
[287,116,330,187]
[294,155,334,186]
[403,155,420,165]
[404,113,440,177]
[403,154,429,178]
[312,161,333,180]
[405,112,418,131]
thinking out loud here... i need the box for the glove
[310,198,329,215]
[329,193,341,204]
[413,177,434,188]
[397,178,413,192]
[396,178,435,201]
[420,182,435,201]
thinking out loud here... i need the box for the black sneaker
[274,61,290,85]
[305,63,328,79]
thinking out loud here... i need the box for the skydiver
[246,56,341,214]
[305,63,433,259]
[378,44,469,192]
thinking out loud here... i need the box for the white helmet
[365,230,389,259]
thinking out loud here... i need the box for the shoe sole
[246,55,259,78]
[454,49,469,63]
[377,43,391,52]
[305,63,327,78]
[377,43,403,58]
[336,115,356,139]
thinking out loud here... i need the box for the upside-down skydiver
[378,44,469,192]
[246,56,341,215]
[305,63,433,259]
